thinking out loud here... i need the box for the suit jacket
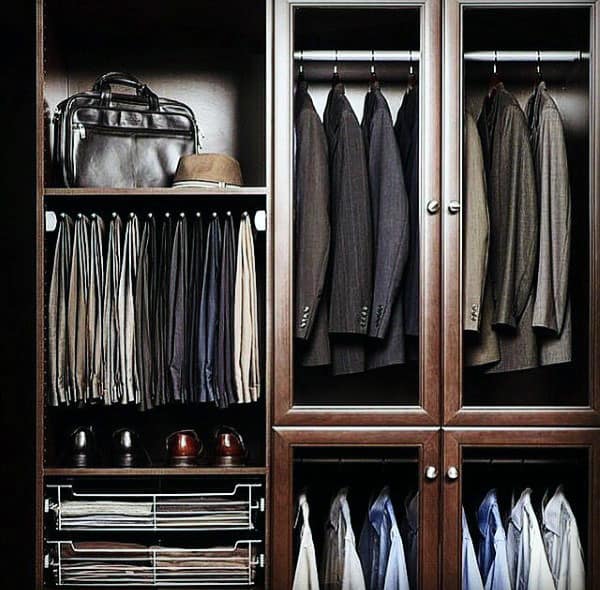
[394,86,419,337]
[362,85,409,369]
[324,82,373,375]
[526,82,572,366]
[294,81,331,367]
[478,84,539,373]
[463,112,499,367]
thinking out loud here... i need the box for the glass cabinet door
[443,0,600,425]
[272,428,440,589]
[273,0,441,425]
[442,429,600,590]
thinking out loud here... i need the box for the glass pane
[292,7,422,406]
[461,7,591,406]
[293,446,420,588]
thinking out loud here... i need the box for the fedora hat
[173,153,243,188]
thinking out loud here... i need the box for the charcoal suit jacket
[294,81,331,367]
[324,82,373,375]
[478,83,539,373]
[362,85,409,368]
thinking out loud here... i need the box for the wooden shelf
[44,466,267,477]
[44,187,269,197]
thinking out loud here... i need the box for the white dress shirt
[293,494,320,590]
[507,488,555,590]
[463,507,485,590]
[542,486,585,590]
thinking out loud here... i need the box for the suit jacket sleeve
[463,112,489,332]
[532,108,571,334]
[295,106,330,341]
[367,105,409,338]
[489,105,538,328]
[328,109,373,336]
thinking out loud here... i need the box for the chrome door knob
[448,200,461,214]
[447,466,459,480]
[427,200,440,214]
[425,466,438,480]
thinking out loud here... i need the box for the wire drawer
[46,540,263,587]
[46,484,264,532]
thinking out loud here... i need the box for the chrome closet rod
[293,50,420,61]
[463,458,584,465]
[294,457,417,464]
[464,50,589,61]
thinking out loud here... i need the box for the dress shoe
[213,426,247,467]
[166,430,203,467]
[112,428,147,468]
[67,426,97,468]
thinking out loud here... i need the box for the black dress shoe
[67,426,97,468]
[112,429,147,468]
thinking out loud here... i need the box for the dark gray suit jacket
[478,84,539,372]
[362,85,409,368]
[294,82,331,367]
[324,82,373,375]
[394,86,420,337]
[527,82,572,366]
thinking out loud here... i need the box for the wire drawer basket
[46,540,264,587]
[46,484,264,532]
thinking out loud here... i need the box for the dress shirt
[293,494,320,590]
[476,490,511,590]
[542,487,585,590]
[507,488,555,590]
[322,489,366,590]
[400,491,419,590]
[359,487,410,590]
[463,507,485,590]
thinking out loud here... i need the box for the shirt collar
[369,486,398,532]
[510,488,534,533]
[543,486,567,536]
[477,489,500,537]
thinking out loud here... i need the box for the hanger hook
[493,50,498,75]
[299,49,304,76]
[334,49,338,75]
[536,50,542,77]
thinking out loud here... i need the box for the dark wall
[0,1,36,588]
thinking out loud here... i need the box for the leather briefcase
[53,72,199,188]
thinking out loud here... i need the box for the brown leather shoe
[166,430,203,467]
[212,426,247,467]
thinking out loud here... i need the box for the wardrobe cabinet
[34,0,600,587]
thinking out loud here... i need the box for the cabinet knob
[448,200,461,214]
[425,466,438,480]
[447,466,459,480]
[427,200,440,214]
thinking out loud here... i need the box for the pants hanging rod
[293,50,420,61]
[464,50,589,62]
[463,458,584,465]
[294,457,417,464]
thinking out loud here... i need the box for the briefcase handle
[92,72,160,110]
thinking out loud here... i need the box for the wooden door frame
[442,427,600,590]
[442,0,600,427]
[271,427,441,589]
[273,0,442,426]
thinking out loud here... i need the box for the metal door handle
[427,200,440,214]
[425,466,438,480]
[447,466,459,480]
[448,200,461,214]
